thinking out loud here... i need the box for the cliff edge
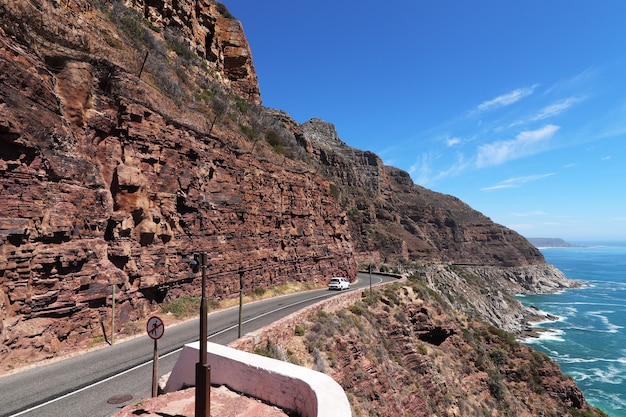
[1,0,576,374]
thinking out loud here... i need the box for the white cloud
[410,152,469,187]
[476,85,538,113]
[544,67,597,96]
[511,210,549,217]
[409,153,435,186]
[481,173,554,191]
[445,137,462,147]
[531,96,584,121]
[476,124,560,168]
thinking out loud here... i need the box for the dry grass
[216,281,325,309]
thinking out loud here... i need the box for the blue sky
[221,1,626,242]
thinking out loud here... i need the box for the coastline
[516,243,626,417]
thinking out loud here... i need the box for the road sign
[146,316,164,340]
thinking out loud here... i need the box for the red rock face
[0,6,354,368]
[301,118,546,268]
[127,0,261,103]
[0,0,562,373]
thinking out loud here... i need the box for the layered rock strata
[0,2,353,370]
[0,0,576,373]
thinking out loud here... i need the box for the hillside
[527,238,579,248]
[0,4,593,414]
[237,280,606,417]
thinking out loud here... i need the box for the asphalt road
[0,272,393,417]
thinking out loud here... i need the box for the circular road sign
[146,316,165,340]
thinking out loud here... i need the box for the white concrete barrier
[164,341,351,417]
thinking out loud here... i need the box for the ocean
[517,242,626,417]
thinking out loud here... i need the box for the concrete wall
[164,341,351,417]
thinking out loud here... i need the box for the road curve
[0,272,395,417]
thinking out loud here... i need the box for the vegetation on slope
[258,280,607,417]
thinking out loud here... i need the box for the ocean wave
[563,325,622,334]
[522,328,566,344]
[569,368,624,385]
[592,365,624,385]
[546,301,624,307]
[557,356,626,365]
[527,315,567,327]
[587,310,625,333]
[585,388,626,415]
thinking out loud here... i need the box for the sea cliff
[0,3,596,415]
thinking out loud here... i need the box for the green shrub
[348,302,367,316]
[311,309,333,324]
[161,296,201,319]
[215,2,235,19]
[487,369,506,401]
[265,130,280,147]
[294,324,305,336]
[487,325,517,346]
[235,97,248,114]
[239,124,253,139]
[164,27,195,62]
[489,348,508,366]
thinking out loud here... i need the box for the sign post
[146,316,165,397]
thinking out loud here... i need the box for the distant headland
[526,237,582,248]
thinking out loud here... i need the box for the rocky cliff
[299,118,577,332]
[231,280,605,417]
[301,118,544,267]
[0,0,575,372]
[0,0,353,369]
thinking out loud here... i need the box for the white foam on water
[592,365,624,385]
[587,310,624,333]
[522,328,566,344]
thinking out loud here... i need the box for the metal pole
[369,264,372,297]
[152,339,158,397]
[238,268,243,338]
[138,50,149,79]
[195,252,210,417]
[111,285,115,345]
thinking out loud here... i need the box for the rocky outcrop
[125,0,261,103]
[0,1,353,370]
[231,281,605,417]
[414,264,577,333]
[302,118,546,268]
[0,0,577,376]
[0,0,260,104]
[301,119,578,333]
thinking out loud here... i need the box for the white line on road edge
[8,284,373,417]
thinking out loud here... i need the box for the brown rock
[0,4,354,370]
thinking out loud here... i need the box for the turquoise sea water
[518,242,626,417]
